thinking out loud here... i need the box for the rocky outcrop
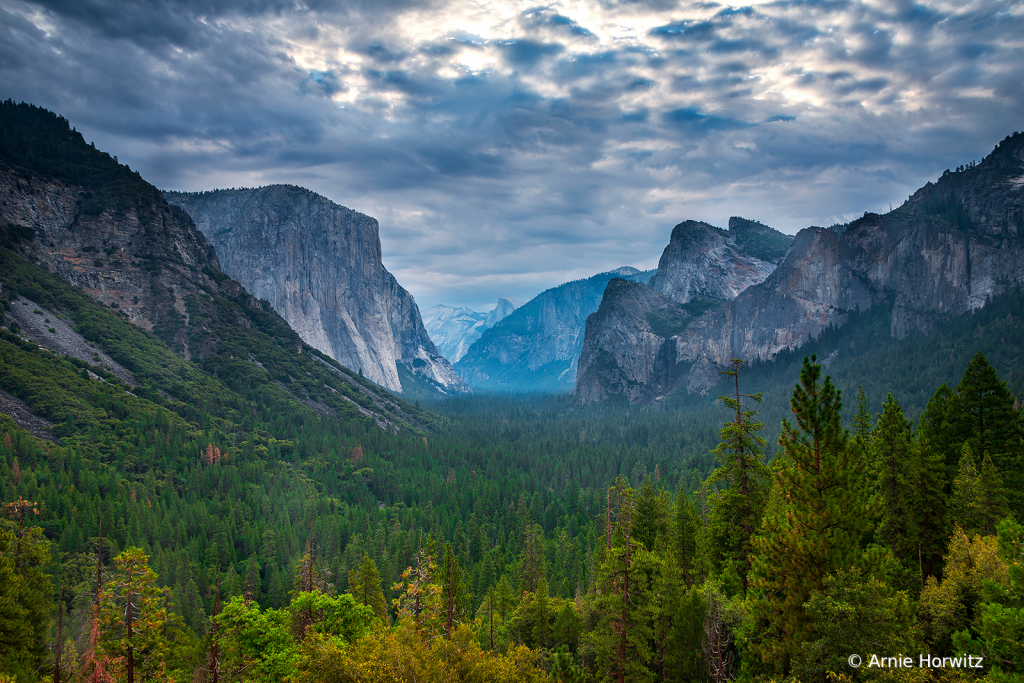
[574,279,695,404]
[486,297,524,328]
[455,267,652,392]
[647,220,780,303]
[423,297,524,364]
[576,131,1024,403]
[0,158,234,359]
[422,305,487,364]
[165,186,469,395]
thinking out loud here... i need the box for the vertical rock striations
[164,186,469,395]
[576,131,1024,403]
[576,220,790,402]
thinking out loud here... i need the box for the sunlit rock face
[576,132,1024,404]
[165,185,469,395]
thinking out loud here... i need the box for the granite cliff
[455,267,653,392]
[647,219,784,303]
[423,297,524,364]
[0,102,434,430]
[576,131,1024,403]
[165,186,469,396]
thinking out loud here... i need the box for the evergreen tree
[671,488,701,587]
[0,500,51,681]
[871,394,915,561]
[950,444,1008,536]
[746,356,871,674]
[706,359,770,590]
[97,547,173,683]
[908,436,949,583]
[439,541,470,640]
[392,540,440,637]
[494,574,516,622]
[979,452,1011,533]
[530,575,552,648]
[589,478,655,683]
[347,553,389,623]
[852,384,873,439]
[918,383,961,480]
[953,352,1024,514]
[634,478,669,554]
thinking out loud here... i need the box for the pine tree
[671,488,701,587]
[953,352,1024,514]
[347,553,389,623]
[908,436,948,583]
[0,501,51,680]
[950,443,984,536]
[392,539,440,638]
[853,384,873,439]
[950,444,1009,536]
[706,359,770,590]
[746,356,871,674]
[634,478,669,553]
[97,547,173,683]
[439,541,470,640]
[871,394,915,561]
[979,452,1010,533]
[918,383,961,479]
[589,477,655,683]
[530,574,552,648]
[494,574,516,622]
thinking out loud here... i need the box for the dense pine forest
[2,103,1024,682]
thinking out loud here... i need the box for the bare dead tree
[702,588,734,683]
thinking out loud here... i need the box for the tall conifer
[706,359,770,590]
[746,356,871,674]
[953,352,1024,514]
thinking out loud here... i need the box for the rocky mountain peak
[165,186,469,396]
[575,129,1024,404]
[646,219,780,304]
[485,297,525,328]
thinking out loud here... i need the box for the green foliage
[870,394,917,565]
[955,518,1024,677]
[706,359,771,590]
[952,352,1024,515]
[747,356,873,674]
[918,527,1008,654]
[96,547,177,682]
[347,553,389,622]
[800,567,923,681]
[0,511,51,682]
[949,445,1009,537]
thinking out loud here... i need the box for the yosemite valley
[2,102,1024,683]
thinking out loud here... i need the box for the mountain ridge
[164,185,469,397]
[576,130,1024,403]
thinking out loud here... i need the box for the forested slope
[2,100,1024,683]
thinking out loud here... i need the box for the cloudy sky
[2,0,1022,310]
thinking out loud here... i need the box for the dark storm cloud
[1,0,1021,310]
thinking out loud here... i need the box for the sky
[1,0,1022,311]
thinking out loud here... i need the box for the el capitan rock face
[165,186,469,395]
[576,131,1024,403]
